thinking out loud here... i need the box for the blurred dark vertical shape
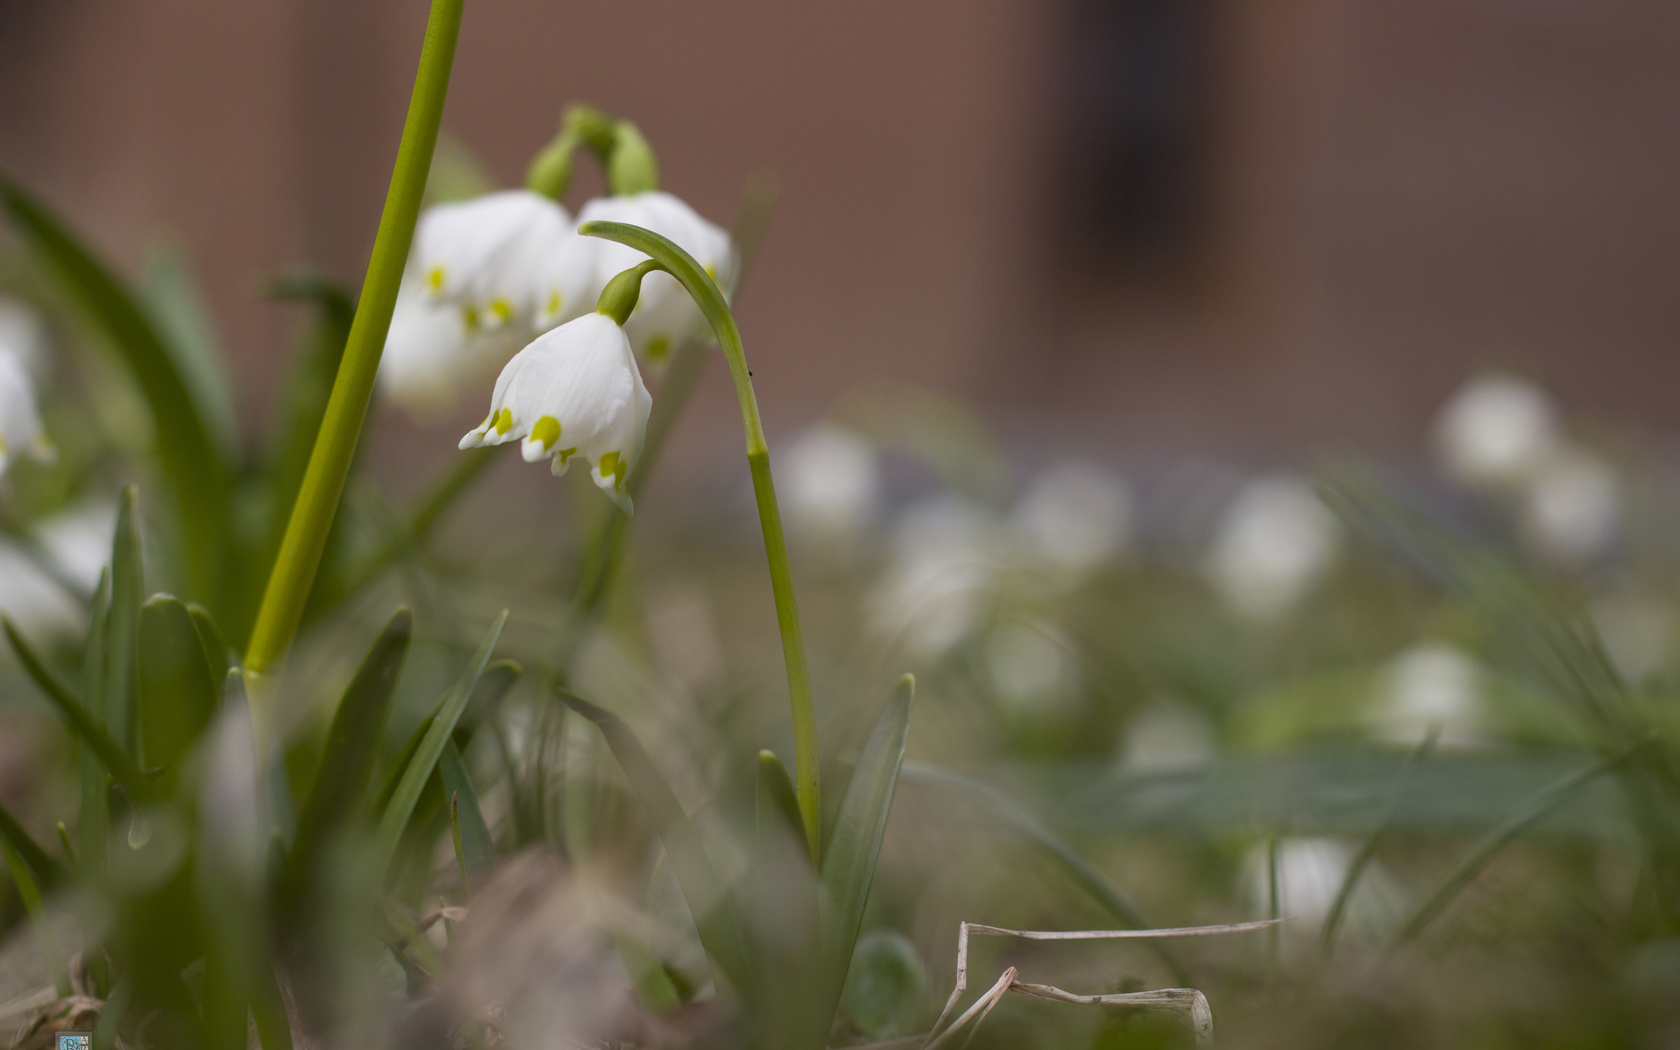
[1055,0,1214,280]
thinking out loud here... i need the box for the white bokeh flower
[0,501,115,644]
[1116,701,1217,776]
[1520,445,1618,565]
[459,313,651,514]
[1203,475,1338,622]
[1241,838,1402,944]
[1373,643,1487,749]
[0,350,53,475]
[414,189,578,332]
[1434,372,1557,488]
[379,274,526,419]
[0,544,81,641]
[871,496,998,658]
[782,423,879,546]
[1012,460,1132,576]
[0,299,47,379]
[576,192,735,368]
[984,620,1079,715]
[34,501,116,594]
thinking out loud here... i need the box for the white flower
[1203,475,1338,622]
[1373,643,1487,749]
[871,496,998,658]
[0,501,115,644]
[414,189,580,332]
[1434,373,1557,488]
[0,349,52,475]
[984,620,1079,714]
[459,313,650,514]
[576,192,735,367]
[782,424,879,546]
[1241,838,1403,945]
[1116,701,1216,776]
[380,278,520,418]
[0,544,81,641]
[1520,445,1618,565]
[0,299,47,379]
[34,501,116,594]
[1013,460,1132,575]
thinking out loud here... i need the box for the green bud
[563,104,618,157]
[595,259,664,326]
[607,120,660,196]
[525,129,580,200]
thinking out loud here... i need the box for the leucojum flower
[0,343,52,476]
[458,263,655,514]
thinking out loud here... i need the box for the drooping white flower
[1520,445,1618,565]
[414,189,580,332]
[379,277,521,419]
[870,496,998,658]
[0,299,47,379]
[1434,372,1558,488]
[1373,643,1487,749]
[576,191,735,368]
[0,349,53,476]
[782,424,879,546]
[1203,474,1338,622]
[459,313,651,514]
[1013,460,1132,576]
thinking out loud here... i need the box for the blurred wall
[1,0,1678,470]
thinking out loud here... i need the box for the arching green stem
[243,0,464,744]
[579,219,821,863]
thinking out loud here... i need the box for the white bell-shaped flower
[1204,474,1338,622]
[0,349,52,476]
[380,277,522,419]
[459,313,650,514]
[1434,372,1557,489]
[575,191,736,368]
[414,189,574,332]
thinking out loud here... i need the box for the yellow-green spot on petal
[546,290,562,317]
[463,306,480,331]
[489,298,512,325]
[646,337,671,364]
[557,446,578,465]
[493,407,514,435]
[531,416,561,451]
[427,266,446,292]
[599,450,628,491]
[704,264,718,282]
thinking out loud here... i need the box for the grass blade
[0,178,230,599]
[103,488,143,756]
[374,610,507,875]
[141,244,237,454]
[439,741,494,874]
[280,608,412,911]
[901,763,1187,985]
[1,840,70,997]
[80,568,111,871]
[558,687,749,990]
[1388,746,1632,946]
[752,749,825,1050]
[136,595,219,775]
[0,799,65,891]
[4,617,152,801]
[820,675,915,1018]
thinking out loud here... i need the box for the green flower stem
[243,0,464,720]
[579,219,821,863]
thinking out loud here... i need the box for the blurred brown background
[1,0,1677,466]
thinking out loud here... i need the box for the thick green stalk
[243,0,464,709]
[578,219,821,863]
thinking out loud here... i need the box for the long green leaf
[103,488,143,756]
[0,798,65,890]
[0,178,230,598]
[558,687,749,990]
[141,244,238,454]
[900,763,1187,985]
[136,594,219,774]
[438,740,494,873]
[4,616,153,801]
[281,608,412,910]
[80,568,111,870]
[819,675,914,1019]
[4,841,70,997]
[372,658,520,817]
[374,610,507,873]
[186,602,232,687]
[750,750,825,1050]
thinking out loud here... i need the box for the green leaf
[819,675,914,1017]
[558,687,749,990]
[80,568,111,870]
[282,608,412,910]
[756,750,806,860]
[374,610,508,874]
[3,616,153,801]
[3,840,70,997]
[438,740,494,873]
[0,177,230,599]
[749,750,824,1050]
[186,602,232,687]
[141,244,238,455]
[0,798,66,891]
[136,595,219,773]
[103,488,144,756]
[372,658,519,817]
[900,763,1187,985]
[840,929,926,1041]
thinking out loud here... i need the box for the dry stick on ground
[923,920,1282,1050]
